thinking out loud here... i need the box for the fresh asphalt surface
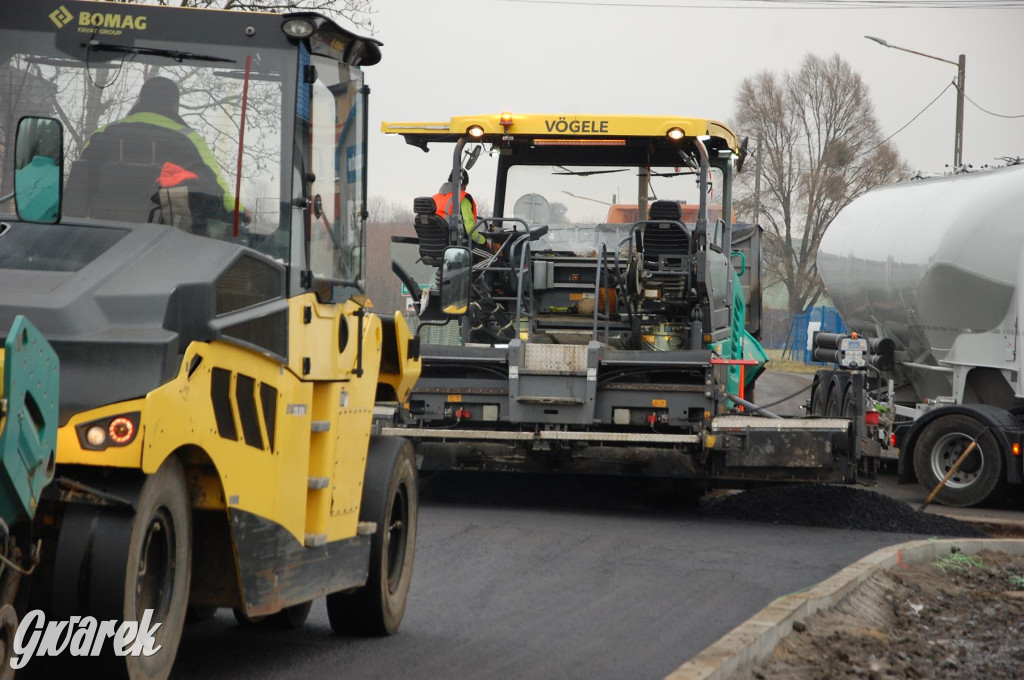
[170,371,946,680]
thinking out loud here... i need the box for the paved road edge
[664,537,1024,680]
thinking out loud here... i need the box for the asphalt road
[171,370,1018,680]
[170,366,934,680]
[752,368,814,416]
[174,489,934,680]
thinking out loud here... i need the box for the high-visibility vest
[433,190,482,244]
[84,111,236,212]
[432,190,477,221]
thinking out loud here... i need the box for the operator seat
[64,159,163,223]
[412,196,450,266]
[637,200,691,262]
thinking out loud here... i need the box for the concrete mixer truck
[815,164,1024,507]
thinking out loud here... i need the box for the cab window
[305,55,365,300]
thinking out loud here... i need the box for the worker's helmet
[449,169,469,186]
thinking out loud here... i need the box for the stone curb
[664,538,1024,680]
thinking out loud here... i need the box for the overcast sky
[361,0,1024,213]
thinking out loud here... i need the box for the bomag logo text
[544,118,610,134]
[75,11,148,35]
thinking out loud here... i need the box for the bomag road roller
[0,2,420,677]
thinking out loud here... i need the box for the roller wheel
[327,437,417,636]
[0,604,17,680]
[49,457,192,680]
[913,414,1006,507]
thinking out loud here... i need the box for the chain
[745,369,837,413]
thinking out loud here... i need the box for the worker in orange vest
[432,169,485,247]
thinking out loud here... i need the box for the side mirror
[13,117,63,224]
[736,136,749,174]
[463,144,483,170]
[439,246,471,316]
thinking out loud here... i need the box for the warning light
[499,112,514,130]
[109,417,135,444]
[864,410,880,426]
[533,138,626,147]
[1013,442,1021,457]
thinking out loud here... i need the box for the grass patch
[763,349,821,375]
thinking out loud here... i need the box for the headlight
[76,412,141,451]
[282,18,315,38]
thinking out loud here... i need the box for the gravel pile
[700,484,989,537]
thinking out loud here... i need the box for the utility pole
[953,53,966,168]
[753,134,762,223]
[866,36,966,168]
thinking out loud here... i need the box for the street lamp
[866,35,966,168]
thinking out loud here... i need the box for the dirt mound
[701,484,989,537]
[740,549,1024,680]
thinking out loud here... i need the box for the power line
[496,0,1024,8]
[951,80,1024,119]
[853,81,953,161]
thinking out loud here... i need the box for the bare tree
[734,53,908,315]
[367,195,413,225]
[101,0,374,31]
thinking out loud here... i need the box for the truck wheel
[913,414,1006,507]
[841,386,857,419]
[51,457,192,680]
[809,375,826,416]
[825,386,842,417]
[326,437,417,636]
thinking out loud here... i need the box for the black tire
[50,457,192,680]
[327,437,417,636]
[809,376,827,416]
[913,414,1006,507]
[0,604,17,680]
[232,608,267,626]
[269,601,312,629]
[185,605,217,623]
[825,385,842,417]
[841,385,857,419]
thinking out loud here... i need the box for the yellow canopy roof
[381,112,740,154]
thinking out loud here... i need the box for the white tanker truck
[814,163,1024,507]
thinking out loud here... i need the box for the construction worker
[68,76,246,229]
[433,169,484,248]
